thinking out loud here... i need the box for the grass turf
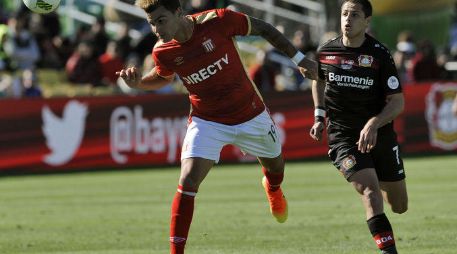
[0,155,456,254]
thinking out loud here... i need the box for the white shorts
[181,110,282,162]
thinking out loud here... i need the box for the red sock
[170,185,197,254]
[262,167,284,191]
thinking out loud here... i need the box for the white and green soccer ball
[22,0,61,14]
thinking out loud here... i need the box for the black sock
[367,213,397,251]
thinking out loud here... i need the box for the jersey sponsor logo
[328,72,374,89]
[341,59,354,70]
[174,57,184,66]
[387,76,400,89]
[358,55,373,67]
[325,55,336,60]
[182,53,229,85]
[425,84,457,150]
[202,38,215,53]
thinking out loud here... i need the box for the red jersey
[153,9,265,125]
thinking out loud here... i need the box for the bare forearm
[249,16,317,79]
[117,66,174,91]
[137,70,174,91]
[311,79,326,108]
[369,93,404,128]
[249,17,297,57]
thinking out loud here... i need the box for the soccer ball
[22,0,61,14]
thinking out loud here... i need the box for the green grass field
[0,155,456,254]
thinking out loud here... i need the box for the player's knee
[266,161,285,173]
[392,202,408,214]
[179,174,201,190]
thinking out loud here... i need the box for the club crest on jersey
[202,38,215,53]
[358,55,373,67]
[341,59,355,70]
[174,57,184,66]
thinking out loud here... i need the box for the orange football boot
[262,176,288,223]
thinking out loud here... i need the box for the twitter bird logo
[42,100,88,166]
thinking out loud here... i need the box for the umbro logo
[174,57,184,66]
[170,236,186,243]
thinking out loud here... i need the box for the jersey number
[268,125,278,143]
[392,145,400,165]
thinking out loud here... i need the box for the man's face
[340,2,370,39]
[147,6,180,42]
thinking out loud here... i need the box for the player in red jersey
[116,0,317,253]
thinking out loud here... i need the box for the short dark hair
[135,0,181,14]
[341,0,372,17]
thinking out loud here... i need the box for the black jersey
[317,34,402,133]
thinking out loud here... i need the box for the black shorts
[327,127,406,182]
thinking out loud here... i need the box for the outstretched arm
[248,16,317,80]
[116,66,175,91]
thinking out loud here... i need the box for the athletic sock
[170,185,197,254]
[262,167,284,191]
[367,213,397,253]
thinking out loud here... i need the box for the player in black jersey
[309,1,408,253]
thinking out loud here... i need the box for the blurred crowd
[1,0,457,99]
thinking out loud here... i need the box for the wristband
[314,108,326,117]
[291,51,306,65]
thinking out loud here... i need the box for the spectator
[0,23,8,70]
[53,36,74,68]
[12,69,42,97]
[85,17,109,57]
[291,29,316,90]
[263,24,302,91]
[114,22,132,61]
[249,49,278,92]
[132,31,157,62]
[185,0,229,13]
[393,31,415,84]
[409,40,445,82]
[29,13,62,69]
[0,74,12,98]
[99,41,125,86]
[65,40,102,86]
[3,13,40,71]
